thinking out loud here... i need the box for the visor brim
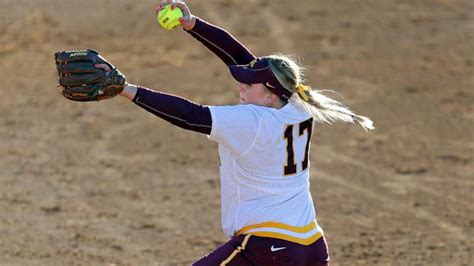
[228,64,271,84]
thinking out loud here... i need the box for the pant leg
[192,235,254,266]
[308,236,330,265]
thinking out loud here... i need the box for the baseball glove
[54,49,126,101]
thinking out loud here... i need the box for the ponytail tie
[296,84,310,102]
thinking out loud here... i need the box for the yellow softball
[157,4,183,30]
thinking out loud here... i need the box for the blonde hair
[266,54,374,131]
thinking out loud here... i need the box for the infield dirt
[0,0,473,265]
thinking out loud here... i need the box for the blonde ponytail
[267,54,374,131]
[289,89,374,131]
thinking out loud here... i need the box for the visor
[228,57,293,101]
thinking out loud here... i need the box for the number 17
[283,118,313,175]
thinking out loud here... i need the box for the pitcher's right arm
[157,1,256,66]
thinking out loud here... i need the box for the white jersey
[208,102,324,245]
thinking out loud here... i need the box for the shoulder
[208,104,272,120]
[208,104,273,156]
[208,104,272,138]
[209,104,271,112]
[208,103,309,127]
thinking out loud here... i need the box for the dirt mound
[0,0,472,265]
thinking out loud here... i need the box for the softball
[157,4,183,30]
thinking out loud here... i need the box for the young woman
[117,1,373,265]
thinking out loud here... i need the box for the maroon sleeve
[186,17,256,66]
[133,86,212,135]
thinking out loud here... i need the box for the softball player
[118,1,374,265]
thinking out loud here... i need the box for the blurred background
[0,0,472,265]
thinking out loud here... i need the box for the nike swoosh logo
[265,82,276,89]
[270,245,287,252]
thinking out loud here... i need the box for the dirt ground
[0,0,473,265]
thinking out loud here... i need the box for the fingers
[94,64,111,73]
[155,0,189,16]
[155,0,177,15]
[171,2,191,26]
[175,2,190,17]
[155,0,195,30]
[155,1,165,15]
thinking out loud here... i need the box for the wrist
[182,15,197,31]
[120,84,138,101]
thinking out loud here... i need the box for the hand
[54,49,126,101]
[155,0,196,31]
[95,64,137,100]
[95,63,111,73]
[95,63,129,90]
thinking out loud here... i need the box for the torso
[209,103,324,244]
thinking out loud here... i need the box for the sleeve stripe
[189,30,238,65]
[136,96,212,129]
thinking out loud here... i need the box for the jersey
[208,102,324,245]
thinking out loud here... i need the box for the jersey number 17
[283,118,313,175]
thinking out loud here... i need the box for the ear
[265,93,281,107]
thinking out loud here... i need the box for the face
[238,83,272,106]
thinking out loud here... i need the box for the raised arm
[157,1,256,66]
[186,18,256,66]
